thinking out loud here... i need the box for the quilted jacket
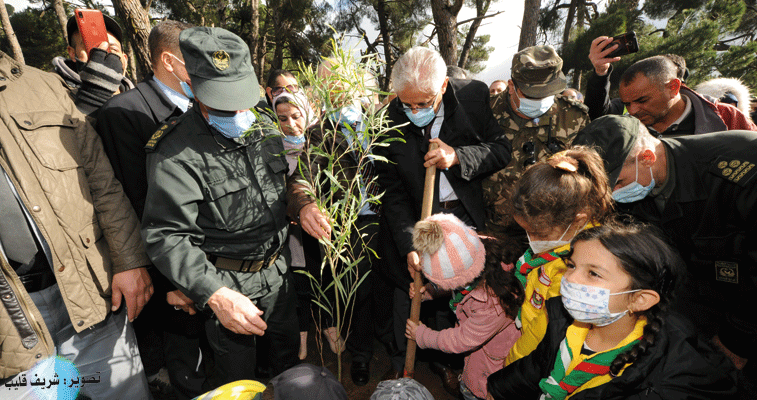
[0,52,149,378]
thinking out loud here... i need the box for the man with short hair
[96,19,204,399]
[573,115,756,395]
[141,27,299,388]
[585,37,756,134]
[375,46,510,389]
[0,50,152,398]
[489,79,507,95]
[52,14,135,114]
[483,45,589,236]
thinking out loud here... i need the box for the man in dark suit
[375,46,511,391]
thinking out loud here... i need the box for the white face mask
[527,222,572,255]
[560,276,640,326]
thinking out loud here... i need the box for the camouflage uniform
[482,46,590,235]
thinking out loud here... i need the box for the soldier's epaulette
[145,118,180,152]
[709,156,757,186]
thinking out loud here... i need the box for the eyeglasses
[522,141,536,168]
[271,84,300,96]
[399,91,440,112]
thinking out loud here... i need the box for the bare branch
[455,10,504,27]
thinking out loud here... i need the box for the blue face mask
[612,158,655,203]
[517,95,555,118]
[169,54,194,99]
[207,109,257,139]
[282,134,305,146]
[404,107,437,127]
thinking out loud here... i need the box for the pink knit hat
[412,214,485,290]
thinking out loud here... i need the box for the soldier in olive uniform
[141,27,298,388]
[484,46,590,237]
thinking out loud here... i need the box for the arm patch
[145,119,180,152]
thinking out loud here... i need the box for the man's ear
[67,46,77,61]
[628,289,660,314]
[666,78,682,96]
[440,76,449,95]
[638,149,656,168]
[161,52,174,73]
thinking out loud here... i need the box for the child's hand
[408,282,433,301]
[405,319,424,341]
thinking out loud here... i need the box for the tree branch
[455,10,504,27]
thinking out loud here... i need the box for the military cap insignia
[715,261,738,283]
[213,51,230,71]
[711,156,756,186]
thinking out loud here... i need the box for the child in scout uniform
[487,223,737,399]
[506,147,614,366]
[404,214,524,400]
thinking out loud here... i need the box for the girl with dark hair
[507,146,614,365]
[404,214,524,400]
[486,223,738,400]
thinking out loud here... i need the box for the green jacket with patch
[141,103,289,307]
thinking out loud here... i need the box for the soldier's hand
[299,203,331,240]
[111,267,153,321]
[589,36,621,76]
[208,287,267,335]
[167,289,197,315]
[424,138,459,169]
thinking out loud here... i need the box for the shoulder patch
[556,95,589,114]
[145,119,180,151]
[709,156,757,186]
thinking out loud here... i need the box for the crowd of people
[0,12,755,400]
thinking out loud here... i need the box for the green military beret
[179,27,259,111]
[511,45,567,99]
[572,115,640,186]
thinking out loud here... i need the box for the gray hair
[391,47,447,94]
[626,123,660,164]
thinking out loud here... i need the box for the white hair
[695,77,753,120]
[626,123,660,164]
[391,47,447,95]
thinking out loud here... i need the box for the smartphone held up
[603,31,639,58]
[74,9,108,57]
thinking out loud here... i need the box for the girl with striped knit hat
[404,213,524,400]
[486,223,737,399]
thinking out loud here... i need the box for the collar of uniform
[151,74,190,114]
[0,51,24,82]
[659,137,707,204]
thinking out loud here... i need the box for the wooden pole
[404,142,438,377]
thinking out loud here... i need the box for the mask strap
[557,221,573,241]
[610,288,641,296]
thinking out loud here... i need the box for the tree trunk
[458,0,491,69]
[112,0,151,81]
[52,0,69,43]
[561,0,578,50]
[249,0,261,79]
[375,0,393,91]
[0,0,24,64]
[431,0,464,65]
[518,0,541,50]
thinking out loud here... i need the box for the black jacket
[488,298,738,400]
[375,78,510,260]
[96,75,185,219]
[619,131,757,358]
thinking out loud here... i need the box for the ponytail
[480,236,525,319]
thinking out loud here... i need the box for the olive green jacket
[142,104,289,307]
[0,53,149,378]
